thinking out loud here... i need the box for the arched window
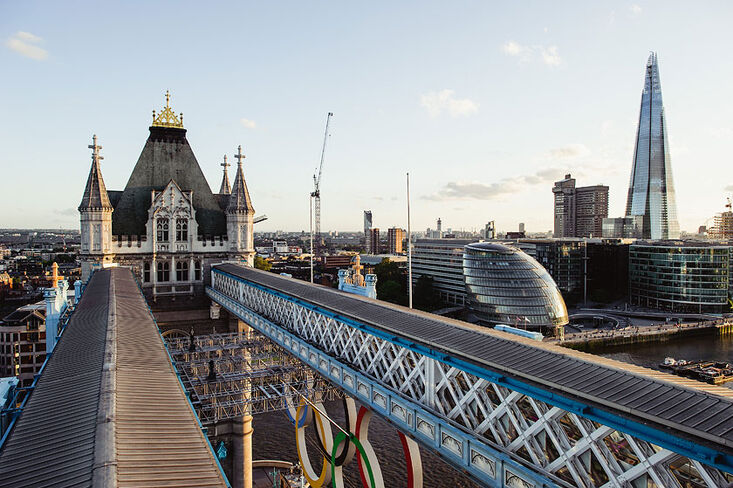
[176,261,189,281]
[157,261,170,282]
[157,219,169,242]
[143,262,150,282]
[194,261,202,281]
[176,219,188,241]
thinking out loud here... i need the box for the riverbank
[553,320,732,353]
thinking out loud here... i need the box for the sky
[1,1,732,234]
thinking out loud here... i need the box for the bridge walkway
[0,267,228,487]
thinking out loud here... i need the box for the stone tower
[226,145,255,265]
[79,135,114,281]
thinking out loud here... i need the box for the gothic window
[143,262,150,282]
[194,261,202,281]
[93,224,101,251]
[176,219,188,241]
[157,261,170,282]
[176,261,189,281]
[240,225,247,244]
[157,219,169,242]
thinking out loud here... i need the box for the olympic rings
[355,406,386,488]
[292,400,423,488]
[331,431,376,488]
[295,400,331,487]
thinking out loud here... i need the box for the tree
[254,255,272,272]
[374,258,407,305]
[413,275,441,311]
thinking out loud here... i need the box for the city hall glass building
[624,52,680,239]
[463,242,568,331]
[629,242,730,314]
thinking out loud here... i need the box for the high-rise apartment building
[367,228,380,254]
[364,210,373,251]
[624,53,680,239]
[387,227,405,254]
[553,174,608,238]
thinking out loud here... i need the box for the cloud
[724,185,733,193]
[502,41,528,57]
[502,41,562,66]
[547,144,589,159]
[5,31,48,60]
[630,4,642,16]
[423,167,568,201]
[54,208,77,216]
[711,127,733,139]
[420,89,478,118]
[539,46,561,66]
[240,118,256,129]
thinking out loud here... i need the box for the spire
[78,135,113,211]
[151,90,184,128]
[219,155,231,195]
[226,145,254,214]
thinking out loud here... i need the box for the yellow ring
[295,400,332,487]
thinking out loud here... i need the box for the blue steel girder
[208,268,733,488]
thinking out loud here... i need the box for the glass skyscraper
[625,52,680,240]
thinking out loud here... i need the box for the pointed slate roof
[218,155,231,195]
[111,125,226,236]
[226,145,254,214]
[79,135,113,211]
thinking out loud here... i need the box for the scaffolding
[710,198,733,239]
[165,331,341,424]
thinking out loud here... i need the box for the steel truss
[210,271,733,488]
[165,332,342,423]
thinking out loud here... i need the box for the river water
[252,333,733,487]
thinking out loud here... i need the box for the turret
[219,155,231,194]
[79,134,114,281]
[226,145,255,265]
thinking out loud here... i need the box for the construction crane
[309,112,333,282]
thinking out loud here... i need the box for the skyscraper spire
[78,134,113,211]
[226,145,254,214]
[219,155,231,195]
[624,52,680,239]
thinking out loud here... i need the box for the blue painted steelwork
[208,286,559,488]
[210,268,733,476]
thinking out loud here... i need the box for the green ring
[330,432,376,488]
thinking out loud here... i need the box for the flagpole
[407,172,413,309]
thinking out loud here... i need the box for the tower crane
[310,112,333,274]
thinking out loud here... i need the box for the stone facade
[79,95,256,299]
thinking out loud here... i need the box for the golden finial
[152,90,184,128]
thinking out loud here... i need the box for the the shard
[625,52,680,239]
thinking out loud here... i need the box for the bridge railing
[209,267,733,488]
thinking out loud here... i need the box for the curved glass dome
[463,242,568,330]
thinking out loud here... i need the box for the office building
[629,242,729,313]
[367,228,381,254]
[553,174,609,238]
[387,227,405,254]
[623,53,680,239]
[412,238,476,305]
[0,303,46,387]
[516,239,585,302]
[463,242,568,331]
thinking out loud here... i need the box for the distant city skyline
[2,2,733,233]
